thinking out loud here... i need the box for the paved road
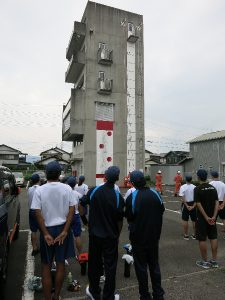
[2,187,225,300]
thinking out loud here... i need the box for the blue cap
[46,161,62,173]
[79,175,85,181]
[105,166,120,182]
[211,171,219,178]
[30,173,40,182]
[66,176,76,188]
[130,170,145,184]
[197,169,208,181]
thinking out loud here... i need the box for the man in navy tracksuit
[125,171,165,300]
[80,166,124,300]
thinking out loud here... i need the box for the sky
[1,0,225,155]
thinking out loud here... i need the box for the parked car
[0,166,20,282]
[12,172,25,187]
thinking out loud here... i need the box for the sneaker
[209,260,219,268]
[114,294,120,300]
[86,286,95,300]
[196,260,211,269]
[65,259,69,266]
[183,235,189,240]
[191,234,196,240]
[100,275,105,283]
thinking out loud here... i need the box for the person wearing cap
[174,170,182,197]
[209,171,225,232]
[80,166,124,300]
[31,161,76,300]
[156,170,163,195]
[27,173,41,256]
[179,175,196,240]
[66,176,83,254]
[194,169,219,269]
[125,170,165,300]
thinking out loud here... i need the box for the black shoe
[31,249,40,256]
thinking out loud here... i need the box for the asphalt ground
[3,186,225,300]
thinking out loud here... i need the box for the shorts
[196,217,217,241]
[181,203,197,222]
[29,209,39,232]
[71,214,81,237]
[40,223,75,264]
[217,203,225,220]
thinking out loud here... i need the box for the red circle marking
[107,157,112,162]
[99,144,104,149]
[107,131,112,136]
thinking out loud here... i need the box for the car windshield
[13,172,23,178]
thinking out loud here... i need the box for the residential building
[62,1,144,185]
[0,144,27,168]
[181,130,225,180]
[40,147,71,161]
[164,151,189,165]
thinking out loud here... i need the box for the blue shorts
[29,209,39,232]
[71,214,81,237]
[40,223,75,264]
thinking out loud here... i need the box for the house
[36,147,71,171]
[40,147,71,161]
[0,144,28,168]
[144,150,162,176]
[180,130,225,180]
[164,151,189,165]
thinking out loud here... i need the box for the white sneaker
[100,275,105,283]
[86,286,95,300]
[114,294,120,300]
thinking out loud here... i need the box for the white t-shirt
[209,180,225,202]
[27,184,39,209]
[31,182,75,227]
[72,190,82,214]
[124,187,136,200]
[179,183,196,202]
[75,183,89,196]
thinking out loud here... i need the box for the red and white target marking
[96,121,113,185]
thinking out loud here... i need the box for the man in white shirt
[31,161,75,300]
[210,171,225,232]
[27,173,40,256]
[66,176,83,254]
[75,176,89,227]
[179,175,196,240]
[124,186,136,201]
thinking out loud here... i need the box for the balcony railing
[66,22,86,61]
[62,89,85,142]
[127,26,139,43]
[97,48,113,65]
[97,78,113,95]
[65,52,85,84]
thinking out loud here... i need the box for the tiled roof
[188,130,225,143]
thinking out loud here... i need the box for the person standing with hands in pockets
[31,161,75,300]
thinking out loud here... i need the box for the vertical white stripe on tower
[127,42,136,175]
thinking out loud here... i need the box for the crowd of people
[27,161,225,300]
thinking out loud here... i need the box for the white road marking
[20,229,30,233]
[22,231,35,300]
[63,268,220,300]
[165,208,223,225]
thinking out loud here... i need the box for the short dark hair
[197,169,208,181]
[46,170,61,181]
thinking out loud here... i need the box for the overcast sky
[1,0,225,155]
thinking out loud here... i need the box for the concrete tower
[62,1,144,186]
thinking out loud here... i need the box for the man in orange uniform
[156,170,163,195]
[174,171,182,197]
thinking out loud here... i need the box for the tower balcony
[65,52,85,84]
[97,48,113,65]
[127,23,139,43]
[97,78,113,95]
[66,22,86,61]
[62,89,85,142]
